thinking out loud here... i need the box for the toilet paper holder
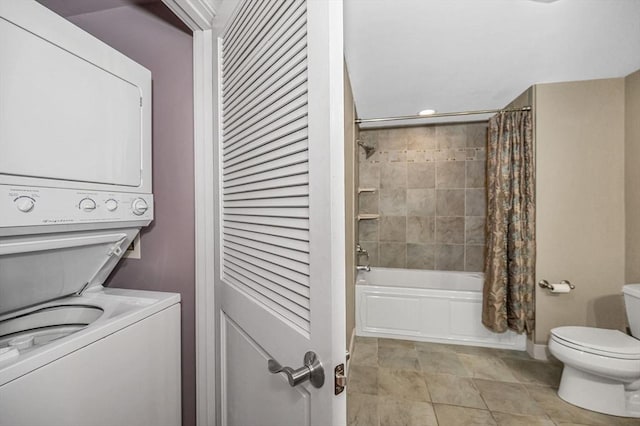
[538,279,575,291]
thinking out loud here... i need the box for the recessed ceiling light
[418,109,437,116]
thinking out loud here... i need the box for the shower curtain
[482,110,535,334]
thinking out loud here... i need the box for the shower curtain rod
[355,106,532,124]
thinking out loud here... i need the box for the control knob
[105,199,118,212]
[132,198,149,216]
[79,198,97,212]
[15,196,35,213]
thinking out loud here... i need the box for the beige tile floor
[347,337,640,426]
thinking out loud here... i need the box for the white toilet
[548,284,640,417]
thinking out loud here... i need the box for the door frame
[160,1,216,425]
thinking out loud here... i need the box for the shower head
[358,140,376,159]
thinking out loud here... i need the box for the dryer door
[0,1,152,192]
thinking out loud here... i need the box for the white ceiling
[37,0,157,17]
[344,0,640,127]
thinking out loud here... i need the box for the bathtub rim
[356,266,485,292]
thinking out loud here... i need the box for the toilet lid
[551,326,640,360]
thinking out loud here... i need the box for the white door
[214,0,346,425]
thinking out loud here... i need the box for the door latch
[334,363,346,395]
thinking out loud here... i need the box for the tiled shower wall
[357,122,487,271]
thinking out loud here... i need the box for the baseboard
[527,338,549,361]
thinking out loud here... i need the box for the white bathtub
[355,267,526,350]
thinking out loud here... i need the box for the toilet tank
[623,284,640,337]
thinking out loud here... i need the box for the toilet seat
[551,326,640,360]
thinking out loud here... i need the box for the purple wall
[69,5,196,426]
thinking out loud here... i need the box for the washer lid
[551,326,640,359]
[0,228,138,316]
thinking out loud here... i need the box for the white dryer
[0,2,181,425]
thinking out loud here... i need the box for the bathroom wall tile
[359,123,489,271]
[380,150,407,163]
[469,147,486,161]
[423,150,435,162]
[358,191,379,214]
[358,241,378,266]
[466,188,487,216]
[407,162,435,188]
[463,148,481,161]
[406,150,427,163]
[432,150,446,162]
[378,399,438,426]
[436,217,465,244]
[406,126,436,151]
[380,162,407,188]
[359,162,380,188]
[359,129,377,145]
[379,188,407,216]
[473,379,545,416]
[407,189,436,217]
[465,216,485,244]
[379,128,407,151]
[407,217,435,244]
[436,189,465,216]
[466,122,488,148]
[379,243,406,268]
[379,216,406,242]
[436,161,466,188]
[465,245,485,272]
[436,124,467,149]
[358,219,378,241]
[433,405,496,426]
[466,160,486,188]
[406,244,435,270]
[434,149,467,162]
[435,244,465,271]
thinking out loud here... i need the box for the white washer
[0,288,181,426]
[0,2,181,425]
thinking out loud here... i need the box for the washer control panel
[1,186,153,227]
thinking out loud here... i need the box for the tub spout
[356,265,371,272]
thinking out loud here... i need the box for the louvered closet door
[215,0,345,425]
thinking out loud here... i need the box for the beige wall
[626,70,640,283]
[534,78,626,344]
[357,123,488,271]
[344,64,357,346]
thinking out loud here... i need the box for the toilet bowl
[548,284,640,418]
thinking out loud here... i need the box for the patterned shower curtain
[482,110,535,334]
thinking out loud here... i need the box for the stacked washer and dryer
[0,2,181,425]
